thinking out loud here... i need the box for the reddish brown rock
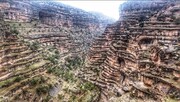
[83,0,180,101]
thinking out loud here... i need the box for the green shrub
[29,41,40,51]
[14,76,23,82]
[30,78,39,86]
[65,56,82,69]
[45,49,59,64]
[40,76,46,83]
[0,77,20,88]
[36,85,49,95]
[29,76,45,86]
[2,80,11,87]
[47,66,64,77]
[47,55,58,64]
[55,50,59,55]
[47,68,54,73]
[63,71,74,82]
[48,84,53,89]
[80,82,95,91]
[11,29,19,35]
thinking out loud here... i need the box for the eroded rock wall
[83,1,180,101]
[0,0,114,59]
[0,19,55,101]
[0,1,114,101]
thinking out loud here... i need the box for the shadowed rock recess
[0,0,180,102]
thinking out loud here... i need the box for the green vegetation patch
[0,75,24,88]
[80,82,96,91]
[36,85,50,95]
[28,41,40,51]
[65,56,83,70]
[29,76,46,86]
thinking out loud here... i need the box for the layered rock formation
[0,19,55,101]
[83,0,180,101]
[31,1,113,56]
[0,0,114,58]
[37,2,99,28]
[1,0,180,101]
[0,0,114,101]
[0,0,33,22]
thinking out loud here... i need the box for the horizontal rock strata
[83,1,180,101]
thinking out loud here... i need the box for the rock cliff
[0,0,114,57]
[1,0,180,102]
[0,19,53,101]
[0,0,113,101]
[83,0,180,101]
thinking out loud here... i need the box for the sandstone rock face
[0,19,100,101]
[27,1,103,57]
[0,1,115,101]
[37,2,99,29]
[0,0,33,22]
[83,1,180,101]
[1,0,180,101]
[0,20,53,101]
[0,0,114,58]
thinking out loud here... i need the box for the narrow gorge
[0,0,180,102]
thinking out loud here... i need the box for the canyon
[0,0,180,102]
